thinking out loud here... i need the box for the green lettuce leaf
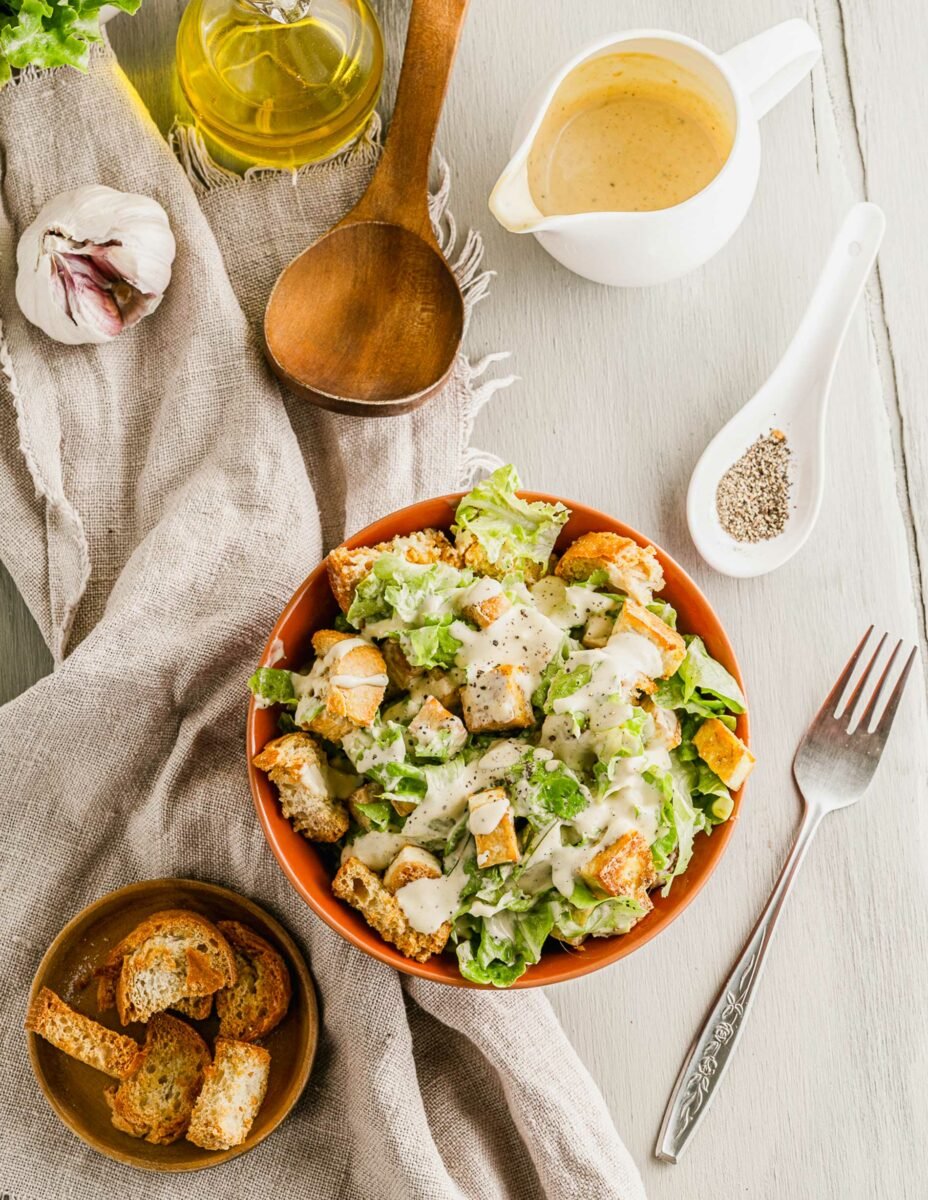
[247,667,297,709]
[365,760,427,808]
[346,553,471,628]
[678,636,746,712]
[452,464,568,571]
[1,0,140,81]
[352,799,394,831]
[396,616,461,669]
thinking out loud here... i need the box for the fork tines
[830,627,918,736]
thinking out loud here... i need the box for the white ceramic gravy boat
[489,19,821,286]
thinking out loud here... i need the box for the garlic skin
[15,185,176,346]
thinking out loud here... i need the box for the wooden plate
[26,878,318,1171]
[247,491,750,988]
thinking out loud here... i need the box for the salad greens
[250,464,751,986]
[0,0,140,85]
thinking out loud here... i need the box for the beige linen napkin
[0,45,646,1200]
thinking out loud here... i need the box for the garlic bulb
[15,185,176,346]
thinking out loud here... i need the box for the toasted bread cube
[302,630,387,741]
[468,788,520,868]
[556,531,664,605]
[383,845,443,893]
[420,669,461,711]
[407,696,467,760]
[581,830,657,899]
[693,718,755,789]
[582,613,615,648]
[25,987,140,1080]
[347,783,382,831]
[186,1039,270,1151]
[252,732,349,843]
[327,529,461,613]
[332,857,451,962]
[461,665,533,733]
[382,639,424,691]
[641,697,682,750]
[461,584,512,629]
[612,599,685,678]
[457,535,549,585]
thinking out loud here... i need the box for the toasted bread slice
[186,1039,271,1151]
[173,994,213,1020]
[105,1013,211,1144]
[327,529,461,614]
[556,531,664,604]
[214,921,292,1043]
[252,731,349,843]
[332,857,450,963]
[98,909,236,1026]
[25,987,139,1079]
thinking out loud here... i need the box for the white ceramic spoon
[687,201,885,577]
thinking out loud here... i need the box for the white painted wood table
[4,1,927,1196]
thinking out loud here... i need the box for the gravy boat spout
[488,157,548,234]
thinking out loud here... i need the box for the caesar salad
[249,466,754,986]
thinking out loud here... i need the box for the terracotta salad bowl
[247,491,750,988]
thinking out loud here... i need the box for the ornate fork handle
[656,806,823,1163]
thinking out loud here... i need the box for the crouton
[641,697,682,750]
[97,909,237,1026]
[215,922,292,1043]
[468,788,520,868]
[25,987,140,1079]
[693,718,755,789]
[612,598,686,678]
[461,665,533,733]
[460,580,512,629]
[105,1013,210,1144]
[382,639,424,691]
[332,857,450,963]
[327,529,461,613]
[383,845,442,893]
[458,537,549,584]
[252,731,349,843]
[581,831,657,900]
[186,1039,271,1151]
[419,669,461,711]
[300,630,387,741]
[582,613,615,648]
[556,531,664,604]
[407,696,467,760]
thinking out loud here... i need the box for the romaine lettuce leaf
[248,667,297,709]
[1,0,140,83]
[347,554,471,628]
[452,464,568,571]
[678,636,745,712]
[365,760,427,808]
[396,616,461,669]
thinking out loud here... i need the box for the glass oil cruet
[176,0,384,169]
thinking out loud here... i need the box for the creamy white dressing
[330,672,389,689]
[401,740,526,840]
[451,603,564,691]
[341,726,405,774]
[468,797,510,835]
[342,831,410,870]
[397,854,470,934]
[530,576,617,629]
[267,636,286,665]
[457,575,504,608]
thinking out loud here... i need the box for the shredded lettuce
[452,465,568,572]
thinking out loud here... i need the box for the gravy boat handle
[723,18,821,119]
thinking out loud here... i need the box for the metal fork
[656,628,918,1164]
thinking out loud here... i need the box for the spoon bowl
[265,222,464,413]
[687,202,885,577]
[264,0,471,417]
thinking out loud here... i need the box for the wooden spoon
[264,0,471,417]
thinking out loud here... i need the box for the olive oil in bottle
[176,0,384,169]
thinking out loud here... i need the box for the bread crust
[214,921,292,1043]
[327,529,460,613]
[25,987,140,1079]
[555,531,664,604]
[252,731,349,843]
[106,1013,211,1144]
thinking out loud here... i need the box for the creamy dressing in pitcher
[528,52,733,215]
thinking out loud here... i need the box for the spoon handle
[355,0,470,239]
[774,202,885,397]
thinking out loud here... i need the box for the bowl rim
[247,490,750,988]
[26,877,319,1172]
